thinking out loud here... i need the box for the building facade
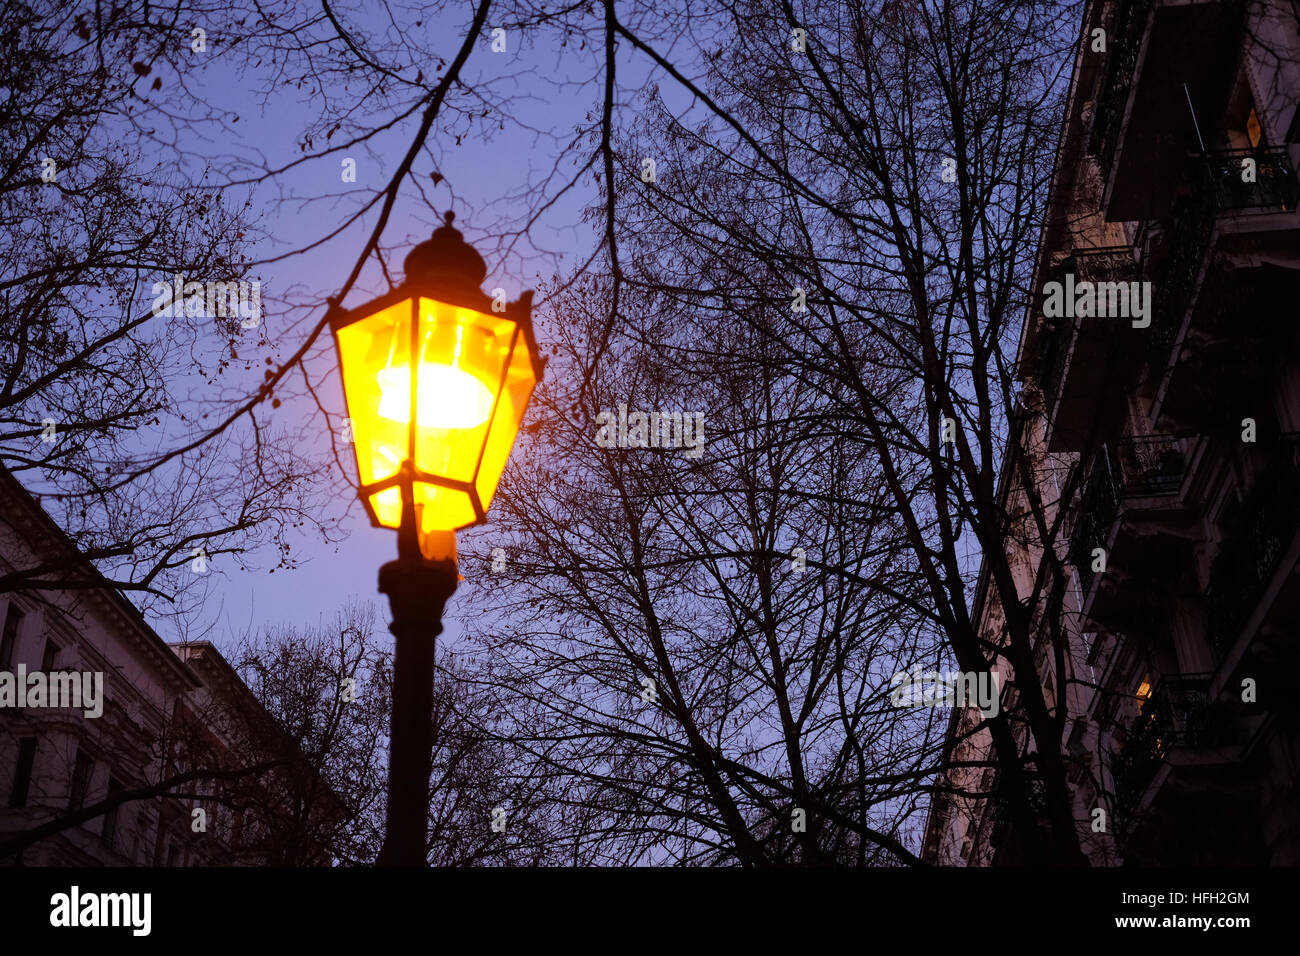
[0,467,329,865]
[925,0,1300,865]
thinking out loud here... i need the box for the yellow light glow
[332,294,540,537]
[376,364,495,429]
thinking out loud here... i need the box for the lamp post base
[375,555,458,867]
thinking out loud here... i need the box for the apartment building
[0,467,333,865]
[165,641,343,866]
[924,0,1300,865]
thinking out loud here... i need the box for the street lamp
[329,211,543,866]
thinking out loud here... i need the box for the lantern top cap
[402,210,487,293]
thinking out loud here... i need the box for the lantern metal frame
[328,212,544,543]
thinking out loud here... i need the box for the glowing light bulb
[377,364,495,428]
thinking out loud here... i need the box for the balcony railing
[1146,150,1300,373]
[1070,434,1196,593]
[1036,316,1070,410]
[1199,147,1300,211]
[1206,433,1300,667]
[1107,433,1197,495]
[1112,674,1231,827]
[1070,448,1118,595]
[1036,247,1140,407]
[1146,178,1216,372]
[1064,246,1141,284]
[1089,0,1156,172]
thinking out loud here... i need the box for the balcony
[1155,260,1300,436]
[1206,433,1300,672]
[1035,247,1144,452]
[1143,149,1300,392]
[1111,674,1236,832]
[1069,433,1203,616]
[1090,0,1155,178]
[1090,0,1246,221]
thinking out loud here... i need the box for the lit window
[1136,675,1152,702]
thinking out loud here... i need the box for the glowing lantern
[330,212,542,558]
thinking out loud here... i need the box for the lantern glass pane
[474,324,538,512]
[414,482,478,535]
[412,298,516,490]
[335,300,412,529]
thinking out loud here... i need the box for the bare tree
[0,0,336,623]
[455,273,948,865]
[574,0,1087,863]
[441,0,1095,865]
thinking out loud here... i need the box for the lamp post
[329,212,543,866]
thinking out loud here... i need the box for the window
[0,604,23,669]
[1136,674,1153,704]
[68,748,93,810]
[1247,108,1263,148]
[8,739,36,808]
[101,776,123,848]
[1222,78,1262,152]
[41,638,60,673]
